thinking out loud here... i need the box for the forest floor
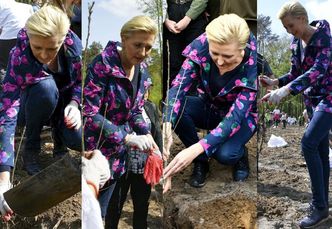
[258,125,332,228]
[0,130,81,229]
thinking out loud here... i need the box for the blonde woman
[0,5,82,220]
[83,15,161,227]
[261,1,332,227]
[163,14,257,189]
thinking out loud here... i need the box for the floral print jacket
[279,20,332,113]
[0,28,82,166]
[165,33,258,156]
[83,41,151,179]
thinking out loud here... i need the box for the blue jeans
[98,179,117,218]
[174,96,255,165]
[17,77,81,153]
[301,111,332,209]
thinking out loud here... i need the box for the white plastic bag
[267,134,288,148]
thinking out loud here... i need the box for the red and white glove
[64,101,81,130]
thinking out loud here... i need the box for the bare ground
[258,125,332,228]
[0,130,81,229]
[162,132,258,229]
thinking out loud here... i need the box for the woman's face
[281,15,306,38]
[209,40,245,75]
[29,35,64,65]
[121,31,155,66]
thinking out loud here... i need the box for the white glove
[64,101,81,130]
[0,181,13,220]
[268,86,290,104]
[82,150,111,191]
[125,134,154,151]
[259,75,277,87]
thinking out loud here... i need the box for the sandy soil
[258,125,332,228]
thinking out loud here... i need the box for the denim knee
[301,132,315,155]
[213,148,243,165]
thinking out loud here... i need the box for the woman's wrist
[190,143,205,157]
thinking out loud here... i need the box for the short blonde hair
[278,1,308,24]
[120,15,157,38]
[206,14,250,50]
[26,5,70,39]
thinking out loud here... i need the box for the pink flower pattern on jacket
[0,29,82,166]
[278,20,332,113]
[165,33,258,156]
[83,41,152,180]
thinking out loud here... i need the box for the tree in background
[137,0,164,106]
[257,14,304,119]
[82,41,103,69]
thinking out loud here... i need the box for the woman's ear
[241,49,245,57]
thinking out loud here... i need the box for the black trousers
[162,2,207,100]
[0,39,16,70]
[106,172,151,229]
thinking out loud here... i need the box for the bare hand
[174,16,191,32]
[163,143,204,179]
[259,75,277,87]
[165,18,180,34]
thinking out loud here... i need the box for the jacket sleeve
[128,68,152,135]
[278,40,302,87]
[164,58,199,125]
[70,55,82,105]
[67,32,83,105]
[186,0,208,20]
[198,89,256,156]
[288,45,331,95]
[0,51,22,166]
[83,60,128,146]
[129,100,150,135]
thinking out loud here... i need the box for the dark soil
[0,130,81,229]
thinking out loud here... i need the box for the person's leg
[53,117,82,157]
[105,173,131,229]
[299,111,332,228]
[0,39,17,70]
[318,134,330,208]
[18,78,59,175]
[130,173,151,229]
[174,96,221,187]
[98,179,117,220]
[212,118,255,181]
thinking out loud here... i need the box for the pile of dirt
[163,133,258,228]
[258,125,332,228]
[0,131,81,229]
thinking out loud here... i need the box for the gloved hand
[259,75,277,87]
[125,134,154,151]
[144,149,163,186]
[268,86,290,104]
[82,150,111,194]
[0,181,13,221]
[64,101,81,130]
